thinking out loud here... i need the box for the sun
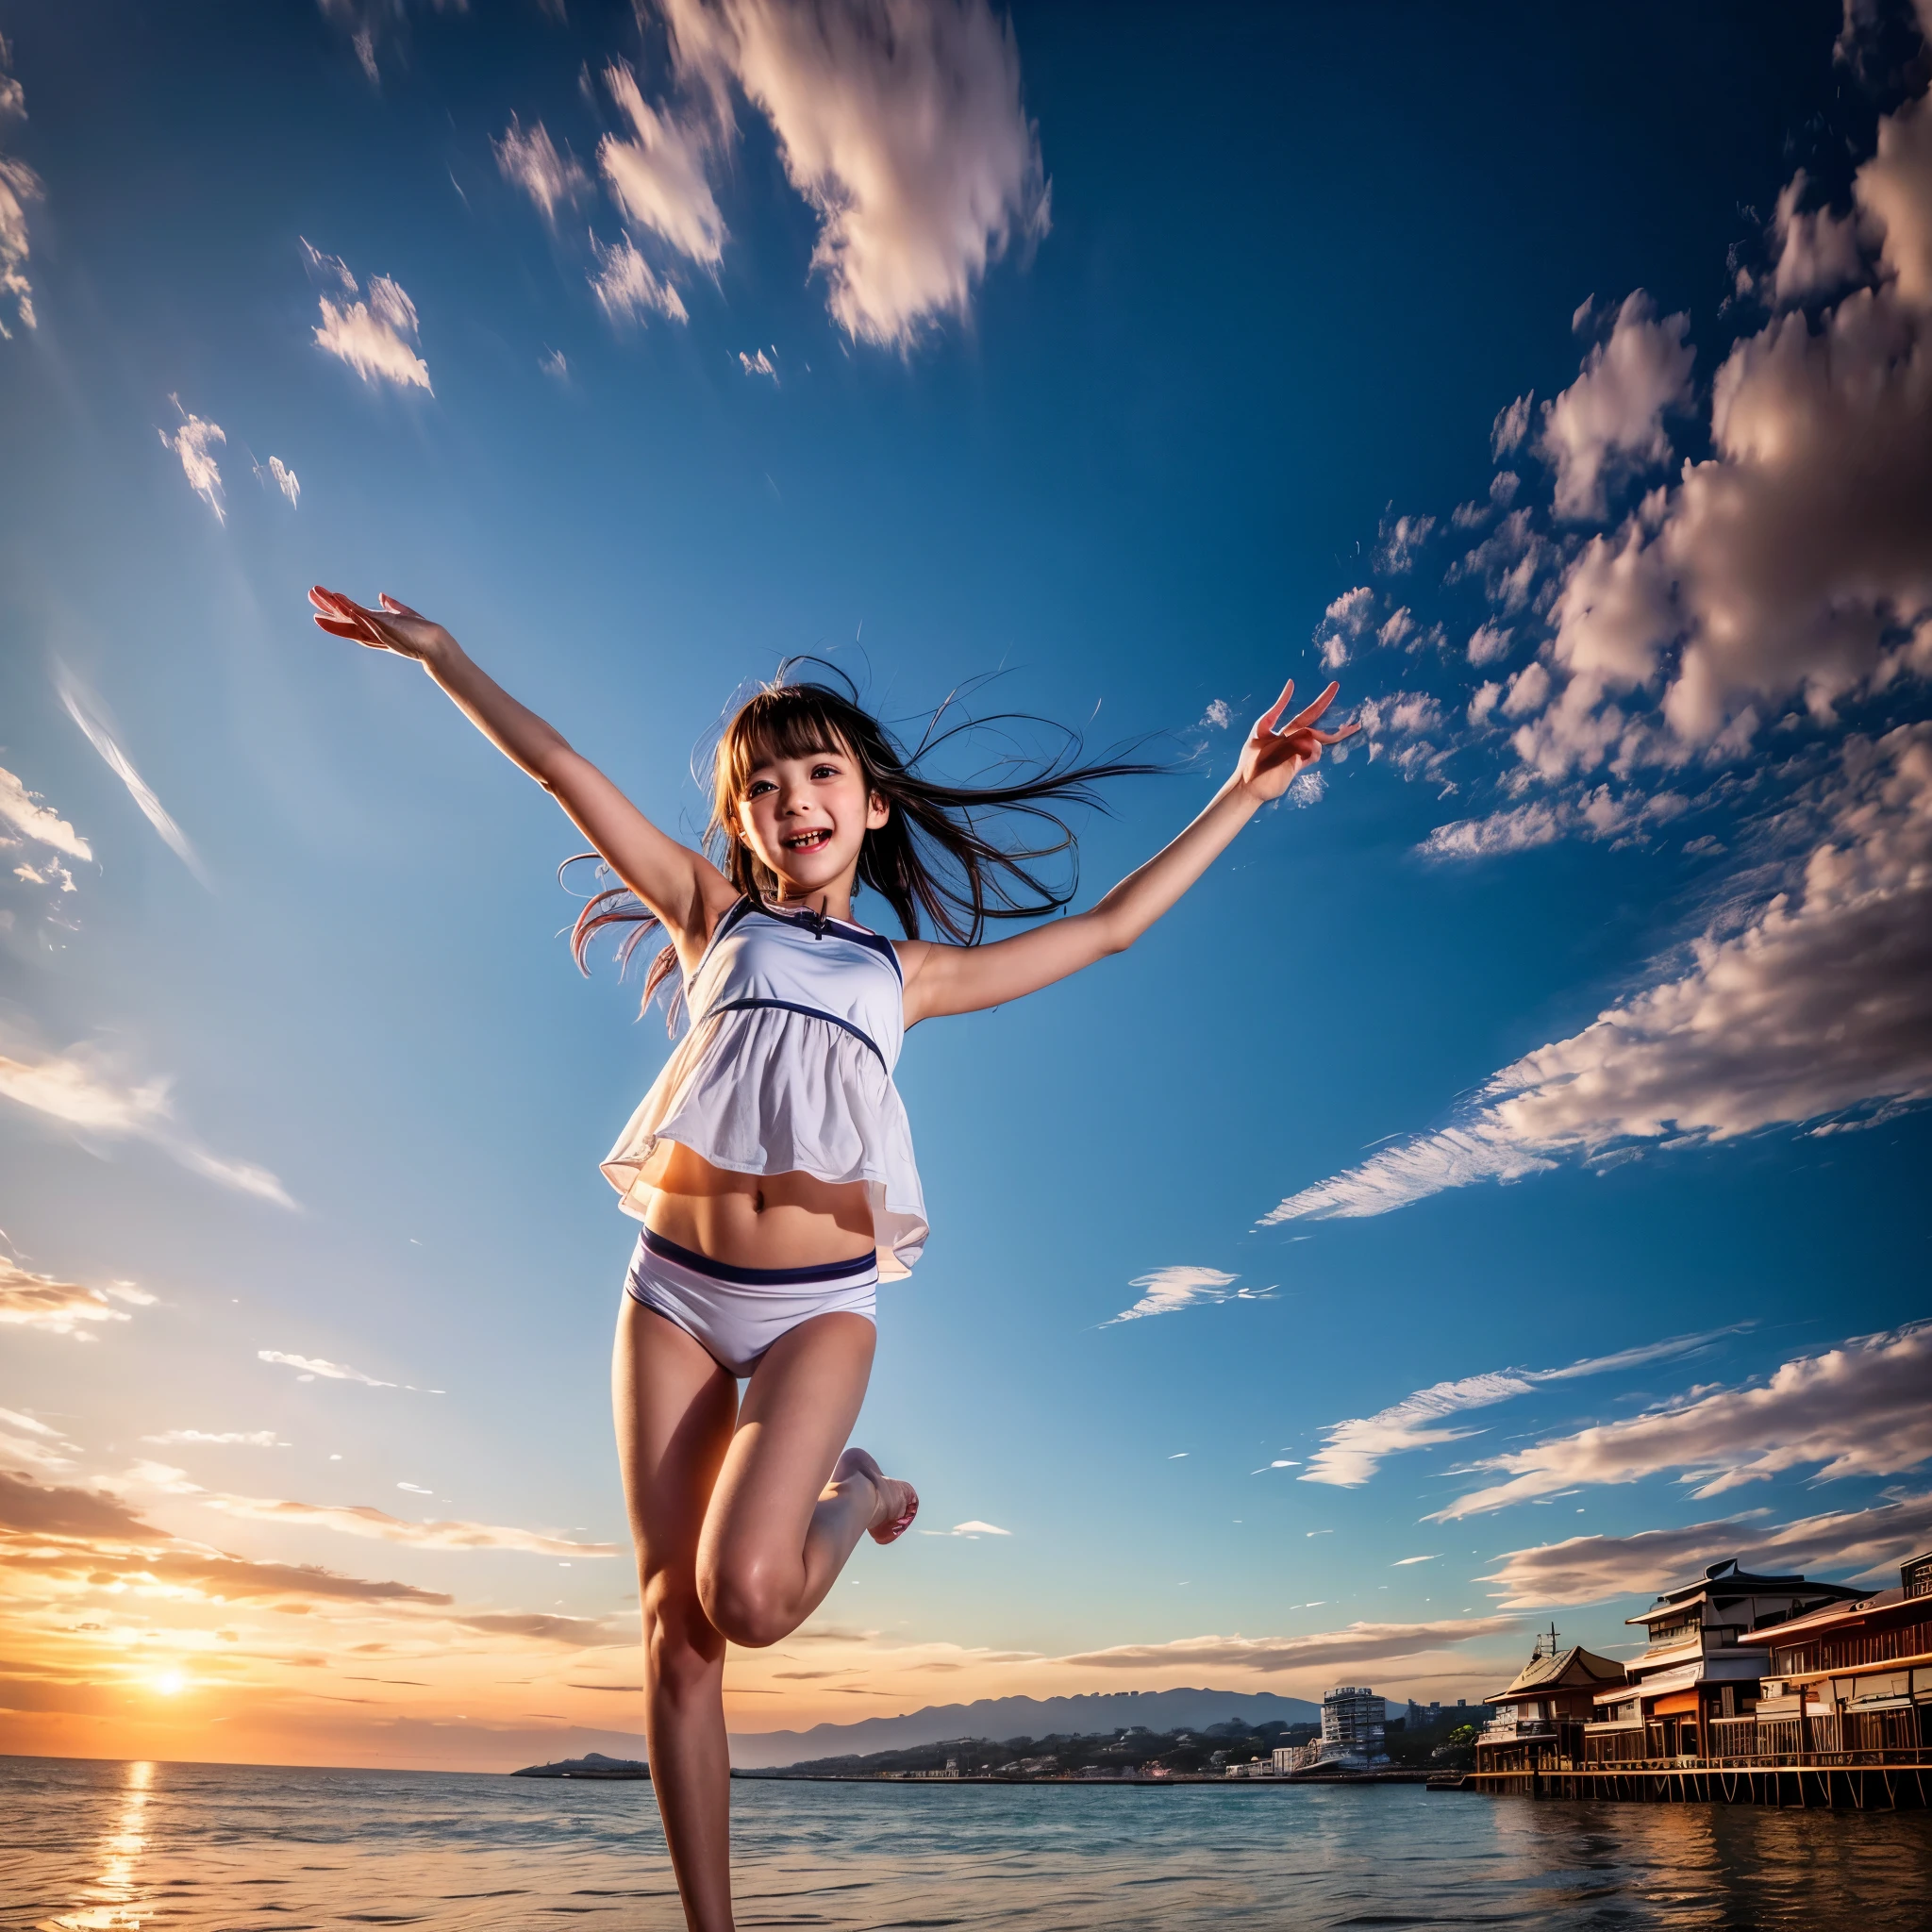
[151,1670,187,1696]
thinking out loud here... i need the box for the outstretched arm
[309,588,736,960]
[900,679,1356,1024]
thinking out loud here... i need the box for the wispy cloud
[492,114,591,226]
[304,242,432,391]
[159,396,226,522]
[0,36,42,338]
[1056,1616,1519,1674]
[1265,725,1932,1224]
[599,60,724,267]
[1105,1265,1276,1324]
[57,669,209,886]
[0,1469,453,1607]
[141,1428,285,1447]
[0,1262,151,1339]
[255,455,300,507]
[1426,1321,1932,1521]
[0,763,91,861]
[659,0,1049,349]
[258,1349,438,1391]
[919,1520,1010,1539]
[589,232,688,325]
[1300,1328,1742,1489]
[1483,1488,1932,1608]
[0,1407,77,1472]
[0,1041,295,1208]
[201,1491,621,1557]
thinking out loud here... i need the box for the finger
[378,593,422,617]
[1284,681,1341,731]
[312,617,368,641]
[1257,678,1296,735]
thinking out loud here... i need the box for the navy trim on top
[640,1223,879,1287]
[751,897,904,981]
[705,995,886,1068]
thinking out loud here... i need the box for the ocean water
[3,1756,1930,1930]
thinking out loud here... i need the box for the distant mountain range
[725,1687,1334,1770]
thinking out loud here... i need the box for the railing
[1480,1719,1556,1740]
[1771,1620,1932,1676]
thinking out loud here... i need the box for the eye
[810,763,839,780]
[745,778,775,799]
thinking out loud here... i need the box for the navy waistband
[703,995,886,1068]
[638,1224,879,1288]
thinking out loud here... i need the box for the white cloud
[1483,1488,1932,1607]
[202,1491,621,1557]
[661,0,1050,350]
[0,764,91,862]
[1313,586,1375,670]
[142,1428,285,1447]
[589,232,689,325]
[0,1040,295,1209]
[306,244,432,391]
[257,456,300,508]
[1427,1320,1932,1521]
[1392,1554,1439,1566]
[920,1519,1011,1538]
[1506,78,1932,775]
[1199,698,1233,730]
[1105,1265,1274,1324]
[599,61,724,267]
[1538,291,1693,520]
[539,347,568,380]
[1378,608,1415,650]
[1491,393,1531,458]
[492,114,591,226]
[1445,506,1546,615]
[738,346,777,380]
[1298,1329,1735,1489]
[0,152,41,337]
[160,401,226,524]
[1466,621,1513,667]
[58,670,209,886]
[0,1263,150,1339]
[1375,512,1435,575]
[1055,1616,1520,1673]
[257,1349,440,1391]
[1768,168,1867,307]
[1268,723,1932,1218]
[1419,801,1565,860]
[0,1405,77,1472]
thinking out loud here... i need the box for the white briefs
[624,1225,878,1379]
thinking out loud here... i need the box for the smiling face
[735,736,890,903]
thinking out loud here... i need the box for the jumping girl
[308,585,1355,1931]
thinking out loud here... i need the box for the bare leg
[612,1297,740,1932]
[698,1314,915,1649]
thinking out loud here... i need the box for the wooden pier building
[1455,1554,1932,1807]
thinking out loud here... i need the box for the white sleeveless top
[600,897,927,1279]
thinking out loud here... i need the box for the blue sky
[2,0,1928,1771]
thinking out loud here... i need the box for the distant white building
[1271,1740,1323,1774]
[1321,1685,1388,1766]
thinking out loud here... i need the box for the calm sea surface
[4,1756,1929,1930]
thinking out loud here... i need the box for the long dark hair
[564,661,1160,1028]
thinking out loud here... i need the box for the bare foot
[833,1446,919,1544]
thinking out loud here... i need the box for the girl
[308,585,1355,1930]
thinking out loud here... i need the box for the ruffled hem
[600,1005,927,1280]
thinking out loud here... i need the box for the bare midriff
[641,1140,878,1272]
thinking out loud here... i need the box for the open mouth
[781,828,833,853]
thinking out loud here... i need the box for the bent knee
[699,1558,797,1650]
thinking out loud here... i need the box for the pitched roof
[1486,1643,1626,1705]
[1628,1557,1866,1623]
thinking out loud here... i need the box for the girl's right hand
[308,587,453,665]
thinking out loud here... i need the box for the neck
[767,878,858,924]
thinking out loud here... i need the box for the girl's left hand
[1235,679,1358,802]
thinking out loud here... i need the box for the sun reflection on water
[49,1758,153,1931]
